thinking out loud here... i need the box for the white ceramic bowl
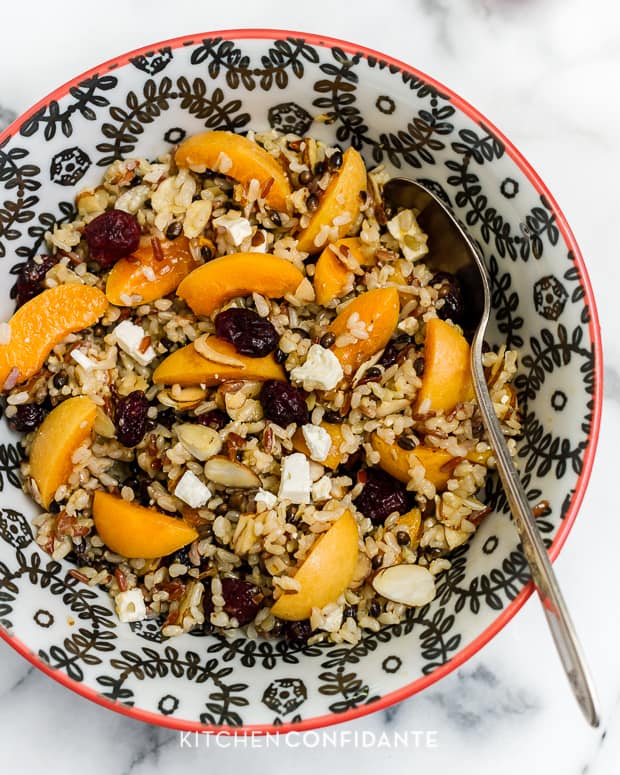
[0,29,602,732]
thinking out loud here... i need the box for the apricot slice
[328,287,399,375]
[296,148,367,255]
[270,510,359,621]
[371,433,455,491]
[30,396,97,508]
[415,318,474,413]
[371,433,488,491]
[106,235,198,306]
[313,238,376,306]
[175,131,291,211]
[292,422,347,469]
[153,336,286,386]
[93,491,198,559]
[0,285,108,388]
[176,253,305,317]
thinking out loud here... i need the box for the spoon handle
[470,333,600,727]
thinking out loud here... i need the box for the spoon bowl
[384,176,600,728]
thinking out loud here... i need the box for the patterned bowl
[0,29,602,732]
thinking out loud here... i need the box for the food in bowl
[0,128,520,643]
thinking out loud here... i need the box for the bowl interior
[0,31,600,731]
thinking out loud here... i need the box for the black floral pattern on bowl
[0,32,601,732]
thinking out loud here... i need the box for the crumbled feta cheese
[213,212,253,246]
[278,452,311,504]
[386,208,429,262]
[115,589,147,623]
[255,488,278,510]
[71,350,96,371]
[174,470,212,509]
[290,344,343,392]
[112,320,156,366]
[311,475,332,502]
[302,424,332,462]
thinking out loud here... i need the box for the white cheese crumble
[290,344,343,392]
[112,320,156,366]
[174,470,212,509]
[301,424,332,462]
[115,589,147,623]
[71,350,96,371]
[278,452,311,504]
[311,475,332,502]
[255,488,278,510]
[213,212,253,246]
[386,208,429,262]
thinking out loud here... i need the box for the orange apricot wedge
[296,147,367,255]
[0,285,108,389]
[93,491,198,559]
[270,510,359,621]
[175,130,292,212]
[153,336,286,387]
[30,396,97,508]
[371,433,456,491]
[106,235,198,306]
[415,318,474,413]
[292,422,347,469]
[176,253,305,317]
[313,237,376,306]
[371,433,489,491]
[328,287,400,376]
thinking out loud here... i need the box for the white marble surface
[1,0,618,771]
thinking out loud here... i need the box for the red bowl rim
[0,28,603,736]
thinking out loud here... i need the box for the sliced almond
[294,277,316,303]
[224,395,263,423]
[204,455,261,488]
[176,423,222,461]
[194,334,247,368]
[170,384,207,403]
[159,385,207,411]
[371,564,436,607]
[94,407,116,438]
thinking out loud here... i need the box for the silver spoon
[383,177,600,728]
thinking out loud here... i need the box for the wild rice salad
[0,129,520,644]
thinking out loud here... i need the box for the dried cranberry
[283,619,313,645]
[12,255,57,308]
[196,409,228,431]
[379,342,398,368]
[215,308,278,357]
[84,210,141,268]
[260,381,309,426]
[114,390,150,447]
[354,468,411,524]
[9,403,46,432]
[431,271,464,324]
[221,578,263,625]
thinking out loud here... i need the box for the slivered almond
[176,423,222,461]
[371,564,435,607]
[194,334,247,368]
[204,455,261,488]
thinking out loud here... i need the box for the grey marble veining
[0,0,618,772]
